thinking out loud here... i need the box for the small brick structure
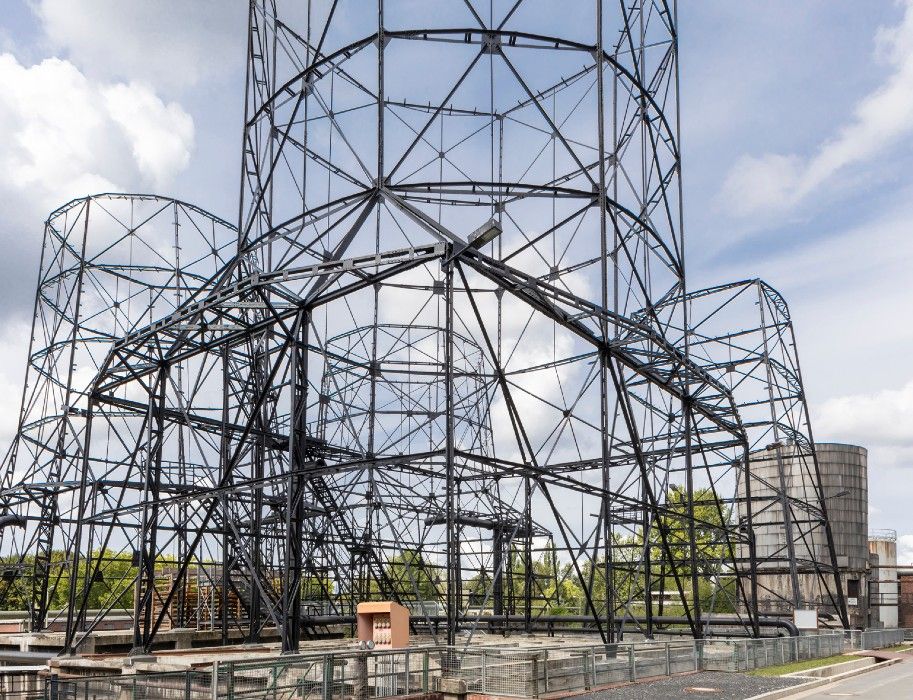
[356,601,410,649]
[899,568,913,628]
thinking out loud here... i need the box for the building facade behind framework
[868,531,898,629]
[899,563,913,628]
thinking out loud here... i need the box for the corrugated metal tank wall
[818,444,868,573]
[736,443,868,624]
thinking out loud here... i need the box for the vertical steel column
[595,0,616,644]
[444,262,457,646]
[132,366,167,653]
[740,446,762,637]
[173,202,189,629]
[31,201,92,633]
[62,397,94,655]
[523,475,532,634]
[789,320,849,626]
[683,404,703,639]
[755,282,801,609]
[282,309,310,652]
[248,340,266,642]
[643,480,654,639]
[220,345,231,645]
[492,527,504,618]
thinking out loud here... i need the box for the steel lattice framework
[0,1,846,655]
[0,195,238,636]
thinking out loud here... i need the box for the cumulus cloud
[0,53,194,215]
[0,52,196,459]
[102,82,194,188]
[899,534,913,565]
[33,0,245,91]
[719,0,913,219]
[0,54,117,212]
[813,381,913,564]
[815,379,913,451]
[0,321,31,448]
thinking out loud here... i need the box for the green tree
[649,485,737,614]
[383,550,440,600]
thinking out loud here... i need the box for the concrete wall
[868,537,898,629]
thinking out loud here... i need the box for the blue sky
[1,1,911,560]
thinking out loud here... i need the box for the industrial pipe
[303,612,800,637]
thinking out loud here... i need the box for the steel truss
[0,194,238,635]
[670,280,849,625]
[0,1,846,655]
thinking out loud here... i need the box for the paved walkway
[786,657,913,699]
[568,671,804,699]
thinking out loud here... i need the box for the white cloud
[813,383,913,567]
[0,52,194,217]
[899,534,913,565]
[815,379,913,451]
[718,153,804,219]
[0,321,31,449]
[33,0,245,92]
[0,52,196,462]
[0,54,117,211]
[812,382,913,554]
[102,82,194,188]
[719,0,913,219]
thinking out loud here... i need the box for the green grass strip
[749,654,860,677]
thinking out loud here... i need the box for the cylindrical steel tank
[737,442,868,625]
[818,444,869,573]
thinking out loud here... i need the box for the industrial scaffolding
[0,1,846,655]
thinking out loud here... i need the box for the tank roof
[814,442,868,454]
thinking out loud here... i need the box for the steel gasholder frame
[0,1,847,654]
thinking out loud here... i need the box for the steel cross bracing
[649,279,850,627]
[0,194,238,634]
[0,0,846,655]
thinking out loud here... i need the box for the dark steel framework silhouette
[0,1,847,655]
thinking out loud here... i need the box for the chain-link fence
[45,629,913,700]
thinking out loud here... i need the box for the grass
[749,654,860,677]
[880,644,913,653]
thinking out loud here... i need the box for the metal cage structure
[0,194,238,635]
[678,280,848,624]
[0,1,847,656]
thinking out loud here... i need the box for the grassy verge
[749,654,860,677]
[880,644,913,653]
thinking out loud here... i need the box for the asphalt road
[788,660,913,699]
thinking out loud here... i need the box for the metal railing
[699,633,845,672]
[45,628,913,699]
[854,628,906,650]
[48,647,441,700]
